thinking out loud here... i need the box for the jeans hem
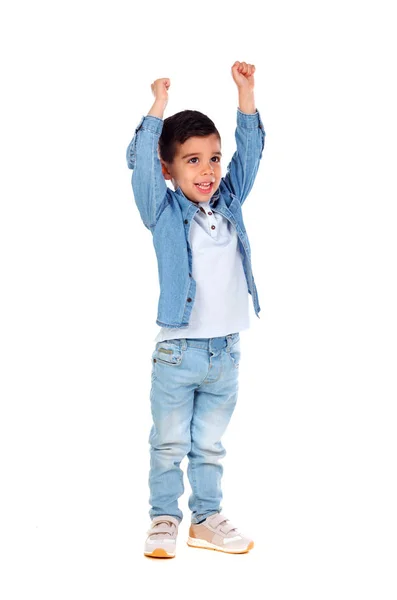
[191,510,220,525]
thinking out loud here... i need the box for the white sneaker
[187,513,254,554]
[144,515,179,558]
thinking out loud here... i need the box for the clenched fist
[151,78,171,103]
[148,78,171,118]
[231,61,255,91]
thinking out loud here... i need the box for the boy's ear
[160,160,173,181]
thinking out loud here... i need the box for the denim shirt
[126,108,266,329]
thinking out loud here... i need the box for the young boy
[126,61,265,558]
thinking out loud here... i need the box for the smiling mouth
[195,182,214,193]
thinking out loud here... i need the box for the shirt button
[208,211,213,215]
[184,219,188,224]
[211,225,216,230]
[187,297,192,302]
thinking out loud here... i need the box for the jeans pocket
[228,338,241,369]
[153,341,183,367]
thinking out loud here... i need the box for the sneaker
[187,513,254,554]
[144,515,179,558]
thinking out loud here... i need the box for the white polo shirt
[154,201,250,342]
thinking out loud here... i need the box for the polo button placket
[203,208,217,238]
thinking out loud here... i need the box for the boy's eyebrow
[181,151,222,159]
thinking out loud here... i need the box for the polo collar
[175,186,220,220]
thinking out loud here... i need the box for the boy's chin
[180,190,210,204]
[188,188,217,203]
[177,184,218,204]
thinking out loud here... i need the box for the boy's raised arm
[222,61,266,205]
[126,79,170,229]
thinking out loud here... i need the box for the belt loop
[180,338,187,351]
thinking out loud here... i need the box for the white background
[1,0,396,598]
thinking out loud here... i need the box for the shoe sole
[187,536,254,554]
[144,548,175,558]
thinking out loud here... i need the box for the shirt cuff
[237,108,265,131]
[135,114,164,135]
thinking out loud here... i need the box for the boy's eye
[188,156,220,164]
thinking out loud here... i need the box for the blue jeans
[148,333,241,524]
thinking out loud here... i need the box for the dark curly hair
[159,110,221,164]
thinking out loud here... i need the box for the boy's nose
[202,164,215,176]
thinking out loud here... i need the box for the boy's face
[161,134,222,204]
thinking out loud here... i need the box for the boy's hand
[148,78,170,118]
[151,78,171,103]
[231,61,255,91]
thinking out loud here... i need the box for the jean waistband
[159,332,239,352]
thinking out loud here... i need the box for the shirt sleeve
[221,108,266,205]
[126,115,168,229]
